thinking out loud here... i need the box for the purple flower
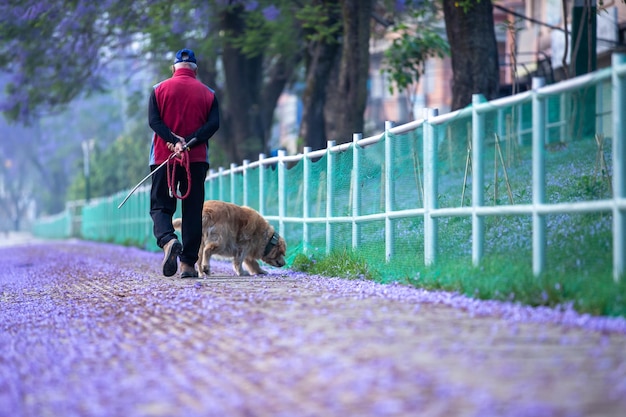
[395,0,406,13]
[244,1,259,12]
[262,5,280,21]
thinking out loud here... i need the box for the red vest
[151,68,215,164]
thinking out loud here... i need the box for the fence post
[326,140,336,255]
[472,94,486,266]
[532,77,547,276]
[352,133,362,250]
[242,160,249,207]
[517,104,524,146]
[218,166,225,202]
[613,53,626,281]
[67,202,77,238]
[278,149,286,238]
[208,169,215,200]
[385,121,395,262]
[560,92,570,142]
[597,77,604,136]
[258,153,266,216]
[303,147,312,254]
[423,108,439,266]
[230,162,237,203]
[142,187,150,242]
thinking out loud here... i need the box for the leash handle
[176,137,197,155]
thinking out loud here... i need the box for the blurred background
[1,0,624,233]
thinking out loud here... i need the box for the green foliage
[381,8,450,95]
[291,253,315,271]
[120,237,143,248]
[68,120,151,201]
[291,250,380,281]
[228,12,274,58]
[569,175,611,200]
[453,0,484,14]
[225,1,300,60]
[295,3,342,44]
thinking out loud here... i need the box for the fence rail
[33,53,626,281]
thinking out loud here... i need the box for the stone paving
[1,238,625,417]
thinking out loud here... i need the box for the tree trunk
[323,46,342,144]
[0,164,27,231]
[443,0,499,110]
[214,6,300,164]
[261,52,302,145]
[218,6,266,164]
[299,1,342,152]
[326,0,372,144]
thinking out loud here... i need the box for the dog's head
[262,232,287,268]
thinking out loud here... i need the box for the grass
[290,137,626,318]
[291,245,626,318]
[291,249,381,281]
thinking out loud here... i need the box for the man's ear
[171,65,176,74]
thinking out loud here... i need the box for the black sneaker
[180,262,199,279]
[161,239,182,277]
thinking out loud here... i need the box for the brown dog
[173,200,287,276]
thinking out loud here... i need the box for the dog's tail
[172,218,182,231]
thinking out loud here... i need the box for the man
[148,48,219,278]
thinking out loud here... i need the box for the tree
[297,1,343,151]
[326,0,373,144]
[299,0,393,150]
[0,134,33,231]
[0,1,153,213]
[0,0,306,215]
[0,0,305,166]
[0,161,32,232]
[299,0,439,150]
[3,0,462,215]
[442,0,499,110]
[67,122,151,201]
[214,1,303,162]
[379,3,449,118]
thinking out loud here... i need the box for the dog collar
[264,232,280,256]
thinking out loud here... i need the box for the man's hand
[168,132,188,154]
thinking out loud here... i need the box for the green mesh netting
[32,66,619,281]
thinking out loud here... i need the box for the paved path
[1,239,625,417]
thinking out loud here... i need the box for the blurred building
[366,0,626,129]
[271,1,626,150]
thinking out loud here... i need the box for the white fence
[205,53,626,281]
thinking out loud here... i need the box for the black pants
[150,161,208,266]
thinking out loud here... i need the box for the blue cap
[174,48,196,64]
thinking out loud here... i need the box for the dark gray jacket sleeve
[187,96,220,145]
[148,89,179,144]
